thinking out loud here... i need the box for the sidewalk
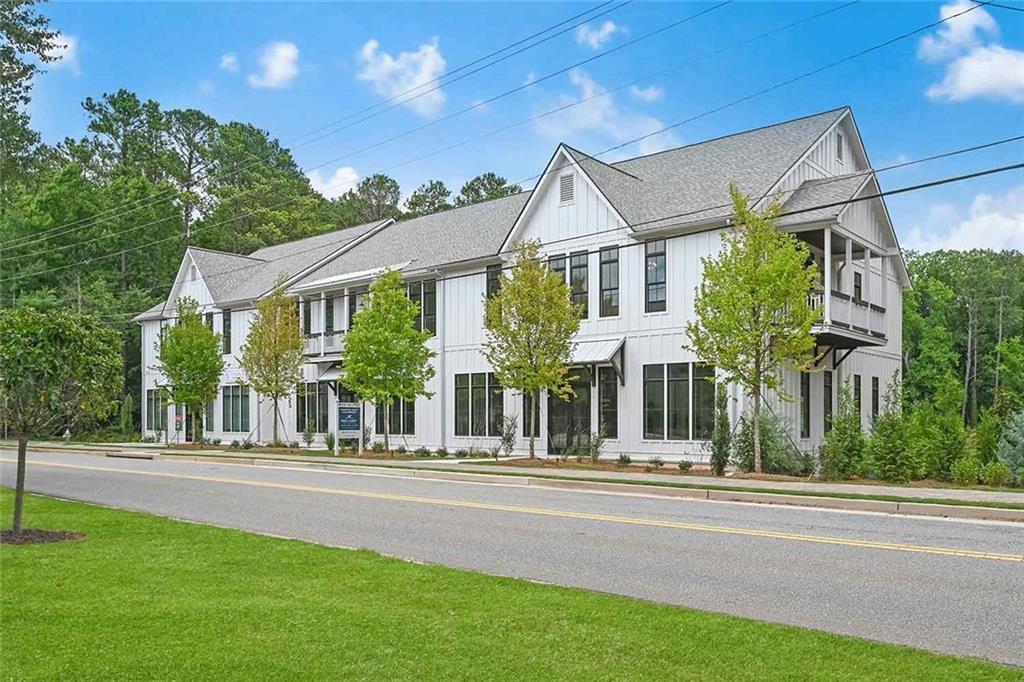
[9,440,1022,508]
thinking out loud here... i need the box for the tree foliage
[340,270,436,451]
[454,172,522,207]
[239,284,304,445]
[819,384,866,480]
[154,297,224,441]
[482,241,581,457]
[709,384,731,476]
[405,179,451,217]
[686,184,820,473]
[0,306,122,531]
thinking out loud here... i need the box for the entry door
[547,373,591,455]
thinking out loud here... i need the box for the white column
[823,227,832,324]
[864,248,872,304]
[320,291,326,355]
[880,253,888,311]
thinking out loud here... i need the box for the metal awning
[570,338,625,385]
[316,365,341,382]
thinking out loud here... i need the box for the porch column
[320,291,326,356]
[823,227,832,323]
[863,247,872,304]
[844,235,854,296]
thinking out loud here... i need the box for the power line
[84,162,1024,323]
[4,1,728,256]
[1,1,631,249]
[0,1,991,282]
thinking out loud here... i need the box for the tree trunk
[995,296,1005,393]
[12,435,28,533]
[752,390,763,474]
[528,390,537,458]
[383,402,390,453]
[962,306,972,422]
[272,395,280,445]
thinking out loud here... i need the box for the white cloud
[45,33,80,75]
[198,79,216,93]
[220,53,239,72]
[524,71,537,86]
[576,21,623,50]
[926,45,1024,103]
[905,185,1024,252]
[629,84,664,103]
[533,69,679,157]
[918,1,1022,104]
[307,166,359,200]
[917,0,997,62]
[356,38,446,117]
[247,41,299,88]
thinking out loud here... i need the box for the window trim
[569,250,588,318]
[598,366,618,439]
[642,362,715,442]
[599,246,619,318]
[485,264,502,300]
[644,240,667,314]
[454,372,505,437]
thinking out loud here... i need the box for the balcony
[304,331,345,359]
[809,291,886,349]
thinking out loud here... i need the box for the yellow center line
[5,457,1022,563]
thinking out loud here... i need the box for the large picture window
[296,381,332,434]
[599,247,619,317]
[146,389,167,431]
[598,366,618,439]
[455,373,505,437]
[644,240,666,313]
[570,251,588,318]
[222,385,250,433]
[375,398,415,435]
[642,363,716,441]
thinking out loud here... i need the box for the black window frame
[643,364,665,440]
[375,397,415,436]
[853,272,863,302]
[302,300,312,336]
[146,389,167,432]
[692,363,716,440]
[667,363,690,441]
[644,240,666,313]
[222,309,232,354]
[470,373,488,436]
[324,296,334,335]
[522,392,540,438]
[853,374,862,428]
[455,375,470,436]
[549,255,566,283]
[823,370,834,433]
[487,373,504,437]
[599,246,619,317]
[486,264,502,300]
[222,385,249,433]
[871,376,880,422]
[598,366,618,439]
[569,250,588,318]
[800,371,811,439]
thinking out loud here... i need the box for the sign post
[337,400,361,457]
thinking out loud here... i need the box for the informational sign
[337,402,361,439]
[174,412,183,432]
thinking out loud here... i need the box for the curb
[5,446,1022,523]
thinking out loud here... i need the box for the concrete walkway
[8,440,1022,506]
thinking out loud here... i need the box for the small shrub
[709,384,731,476]
[819,385,865,480]
[996,411,1024,485]
[415,446,431,457]
[324,432,336,452]
[499,415,518,458]
[370,441,385,452]
[645,456,664,471]
[732,413,813,476]
[616,453,631,467]
[677,460,692,472]
[362,426,373,450]
[980,461,1011,488]
[140,435,156,443]
[864,379,918,483]
[302,421,316,448]
[288,441,299,449]
[230,440,240,448]
[211,438,222,446]
[241,439,255,450]
[435,447,449,458]
[975,408,1001,464]
[586,425,607,464]
[396,446,407,454]
[454,448,470,458]
[950,456,981,487]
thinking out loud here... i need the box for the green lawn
[1,490,1017,681]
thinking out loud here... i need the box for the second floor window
[853,272,863,302]
[222,310,232,354]
[302,300,312,336]
[599,247,619,317]
[205,312,214,330]
[347,292,364,330]
[549,255,566,283]
[645,240,666,313]
[570,251,588,318]
[407,280,437,334]
[325,297,334,334]
[486,264,502,299]
[824,370,834,433]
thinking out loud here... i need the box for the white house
[135,107,908,460]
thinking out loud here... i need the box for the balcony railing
[809,291,886,341]
[304,331,345,356]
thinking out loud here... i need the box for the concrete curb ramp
[150,453,1024,523]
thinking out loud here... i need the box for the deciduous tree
[686,185,820,473]
[240,284,304,445]
[404,179,451,217]
[454,172,522,207]
[0,307,122,533]
[340,270,435,451]
[482,241,580,457]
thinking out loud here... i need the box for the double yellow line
[5,457,1022,563]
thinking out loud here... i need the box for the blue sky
[34,1,1023,251]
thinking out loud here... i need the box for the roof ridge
[609,106,850,168]
[188,246,266,263]
[561,144,642,181]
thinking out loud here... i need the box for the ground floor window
[296,381,331,434]
[455,373,503,436]
[598,367,618,439]
[871,376,880,422]
[800,372,810,439]
[146,389,167,431]
[823,371,833,433]
[222,385,250,433]
[642,362,715,441]
[522,392,540,438]
[376,398,414,435]
[853,374,862,428]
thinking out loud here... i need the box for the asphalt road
[3,449,1023,667]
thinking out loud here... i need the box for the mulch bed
[1,529,86,545]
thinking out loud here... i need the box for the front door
[547,371,591,455]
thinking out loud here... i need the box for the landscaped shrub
[323,432,336,452]
[975,408,1001,464]
[732,413,813,476]
[645,456,664,471]
[211,438,221,446]
[616,453,631,467]
[454,448,470,458]
[435,447,449,458]
[241,439,256,450]
[288,441,299,449]
[819,385,865,480]
[302,421,315,448]
[230,440,240,448]
[709,384,730,476]
[996,411,1024,485]
[864,380,919,483]
[414,446,430,457]
[370,441,385,452]
[499,416,518,459]
[907,401,965,480]
[396,446,407,454]
[950,456,981,486]
[980,461,1011,488]
[677,460,692,472]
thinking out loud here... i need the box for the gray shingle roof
[776,172,868,227]
[291,192,530,288]
[187,248,266,301]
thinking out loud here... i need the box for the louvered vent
[559,174,574,204]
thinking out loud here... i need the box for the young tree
[686,185,820,473]
[154,297,224,443]
[340,270,435,451]
[239,285,304,445]
[0,307,122,533]
[709,384,731,476]
[483,240,581,457]
[819,384,866,480]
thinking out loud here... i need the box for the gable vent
[559,173,575,204]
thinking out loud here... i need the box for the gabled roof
[187,247,266,301]
[776,172,869,227]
